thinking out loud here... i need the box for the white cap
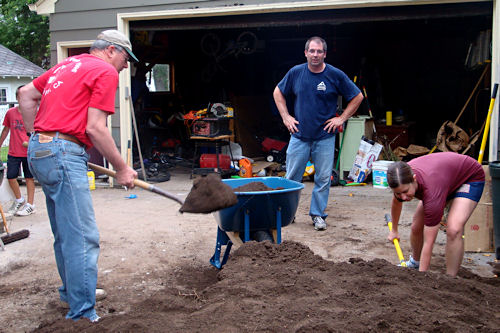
[97,30,139,62]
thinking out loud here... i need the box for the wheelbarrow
[209,177,304,269]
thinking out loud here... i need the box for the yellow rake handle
[386,214,406,267]
[478,83,498,164]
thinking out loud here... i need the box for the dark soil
[179,174,237,213]
[33,241,500,333]
[234,181,275,192]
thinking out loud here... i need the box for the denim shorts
[450,181,485,202]
[7,155,33,179]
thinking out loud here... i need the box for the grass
[1,146,7,162]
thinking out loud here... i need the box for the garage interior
[126,2,493,180]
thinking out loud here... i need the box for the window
[0,88,7,103]
[145,63,174,93]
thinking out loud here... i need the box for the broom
[0,203,29,245]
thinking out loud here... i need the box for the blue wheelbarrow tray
[210,177,304,269]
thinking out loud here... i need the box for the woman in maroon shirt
[386,152,484,277]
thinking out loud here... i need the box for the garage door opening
[126,2,493,175]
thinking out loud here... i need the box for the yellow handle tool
[478,83,499,164]
[385,214,406,267]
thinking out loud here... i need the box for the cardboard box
[251,161,279,176]
[348,138,383,182]
[464,202,494,252]
[464,165,494,252]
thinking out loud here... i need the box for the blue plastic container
[214,177,304,233]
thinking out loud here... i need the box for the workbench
[190,135,234,178]
[375,122,416,149]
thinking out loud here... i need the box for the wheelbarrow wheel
[330,169,340,186]
[251,230,274,242]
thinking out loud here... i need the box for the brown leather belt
[37,131,84,147]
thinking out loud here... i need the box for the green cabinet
[338,116,374,180]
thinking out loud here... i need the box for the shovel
[89,162,184,205]
[384,214,406,267]
[23,142,235,213]
[88,163,237,214]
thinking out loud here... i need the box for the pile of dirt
[233,181,276,192]
[34,241,500,332]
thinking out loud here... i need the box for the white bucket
[372,160,395,189]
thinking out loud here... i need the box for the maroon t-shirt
[409,152,484,226]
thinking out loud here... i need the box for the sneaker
[88,314,101,323]
[399,255,420,269]
[15,203,35,216]
[8,199,25,214]
[312,216,327,231]
[96,288,107,301]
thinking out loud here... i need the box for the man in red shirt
[18,30,138,322]
[0,86,35,216]
[386,152,485,277]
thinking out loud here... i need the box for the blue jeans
[286,135,335,219]
[27,133,99,321]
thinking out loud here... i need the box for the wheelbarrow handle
[87,162,184,205]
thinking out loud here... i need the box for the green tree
[0,0,50,68]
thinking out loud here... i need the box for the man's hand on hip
[283,115,299,133]
[323,117,344,133]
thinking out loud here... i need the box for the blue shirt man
[273,36,363,231]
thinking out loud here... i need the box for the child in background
[0,85,35,216]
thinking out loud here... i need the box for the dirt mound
[233,181,275,192]
[34,241,500,332]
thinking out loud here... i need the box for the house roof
[0,44,45,78]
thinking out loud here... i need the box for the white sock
[16,197,24,203]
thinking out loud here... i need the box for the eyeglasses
[120,50,129,62]
[111,45,129,62]
[307,49,325,55]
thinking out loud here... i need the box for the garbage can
[489,161,500,259]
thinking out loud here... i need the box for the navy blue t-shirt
[277,63,360,141]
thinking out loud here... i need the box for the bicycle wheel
[236,31,258,55]
[200,33,221,57]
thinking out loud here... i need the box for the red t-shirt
[32,54,118,148]
[409,152,485,226]
[2,106,29,157]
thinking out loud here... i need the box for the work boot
[8,198,25,214]
[399,255,420,269]
[312,216,327,231]
[15,203,35,216]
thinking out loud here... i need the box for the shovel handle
[88,162,148,189]
[87,162,184,205]
[385,214,406,267]
[0,203,9,234]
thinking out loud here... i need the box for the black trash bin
[0,164,4,186]
[489,161,500,259]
